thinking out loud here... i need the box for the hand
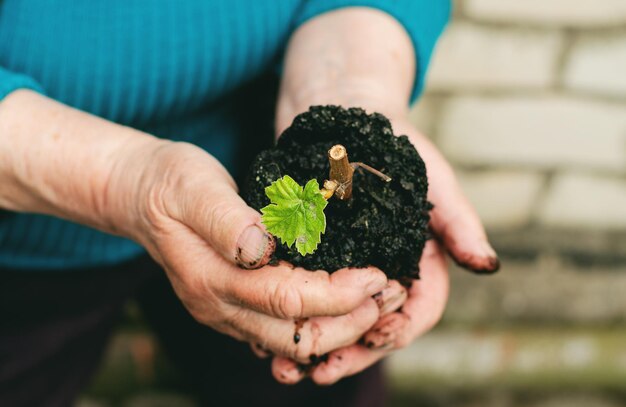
[108,141,389,363]
[270,119,499,384]
[267,5,498,384]
[0,90,389,364]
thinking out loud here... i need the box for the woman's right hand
[0,90,389,364]
[108,140,390,364]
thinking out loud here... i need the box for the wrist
[277,79,408,136]
[107,140,235,250]
[276,7,415,136]
[101,135,175,243]
[276,79,410,137]
[0,90,169,241]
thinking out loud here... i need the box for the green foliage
[261,175,328,256]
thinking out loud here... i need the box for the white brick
[389,328,626,383]
[564,35,626,99]
[438,96,626,172]
[457,171,544,229]
[426,22,561,90]
[446,257,626,324]
[464,0,626,27]
[539,173,626,230]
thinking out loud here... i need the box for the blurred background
[80,1,626,406]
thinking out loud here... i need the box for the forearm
[0,89,166,238]
[277,7,416,133]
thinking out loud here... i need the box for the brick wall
[392,2,626,405]
[411,0,626,238]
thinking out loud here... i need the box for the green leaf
[261,175,328,256]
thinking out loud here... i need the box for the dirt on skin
[243,105,432,280]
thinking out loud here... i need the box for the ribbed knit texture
[0,0,449,270]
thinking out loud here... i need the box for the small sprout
[261,175,328,256]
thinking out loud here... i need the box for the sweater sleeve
[294,0,451,103]
[0,66,44,101]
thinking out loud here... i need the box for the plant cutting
[244,105,432,281]
[259,144,392,256]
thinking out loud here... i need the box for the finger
[362,312,410,350]
[373,280,408,316]
[272,356,305,384]
[274,244,448,384]
[399,127,500,274]
[232,296,380,364]
[401,240,450,339]
[222,263,387,319]
[366,240,449,350]
[310,344,386,385]
[166,154,275,269]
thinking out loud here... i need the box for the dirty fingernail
[473,241,500,274]
[236,224,275,269]
[280,365,305,384]
[482,241,497,258]
[364,334,396,350]
[380,290,408,316]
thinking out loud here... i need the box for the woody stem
[328,144,355,200]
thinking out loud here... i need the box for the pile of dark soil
[243,105,431,280]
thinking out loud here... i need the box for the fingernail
[379,290,408,316]
[364,334,395,350]
[472,257,501,274]
[278,365,305,384]
[482,241,497,258]
[365,274,388,295]
[473,241,500,275]
[236,224,275,269]
[363,313,409,350]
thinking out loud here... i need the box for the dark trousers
[0,255,386,407]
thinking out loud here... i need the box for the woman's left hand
[263,6,499,384]
[266,117,499,384]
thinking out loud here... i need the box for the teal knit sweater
[0,0,450,270]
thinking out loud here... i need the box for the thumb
[168,164,275,269]
[235,219,276,269]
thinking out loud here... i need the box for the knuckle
[206,200,239,236]
[141,180,171,232]
[270,280,304,319]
